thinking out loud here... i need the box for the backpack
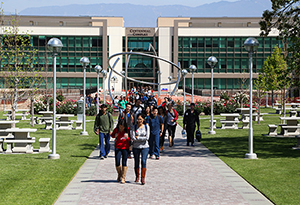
[134,124,147,133]
[94,110,112,134]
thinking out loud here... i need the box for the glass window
[205,38,212,47]
[227,79,233,89]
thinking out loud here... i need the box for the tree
[1,15,43,126]
[261,46,290,120]
[260,0,300,82]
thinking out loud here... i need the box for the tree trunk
[272,90,274,108]
[12,85,18,128]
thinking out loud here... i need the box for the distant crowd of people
[93,89,201,185]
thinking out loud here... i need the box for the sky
[2,0,238,13]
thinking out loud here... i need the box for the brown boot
[116,165,122,182]
[141,168,147,185]
[134,168,140,182]
[121,166,128,184]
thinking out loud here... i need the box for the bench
[241,120,250,129]
[3,113,28,120]
[39,138,51,153]
[44,120,53,130]
[56,121,73,130]
[281,126,300,137]
[4,138,36,154]
[40,117,53,124]
[75,121,83,130]
[209,120,216,129]
[268,124,278,136]
[275,108,281,115]
[220,120,239,129]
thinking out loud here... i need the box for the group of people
[93,96,200,185]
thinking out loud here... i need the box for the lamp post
[182,69,188,114]
[189,65,197,103]
[94,65,103,114]
[47,37,63,159]
[244,37,259,159]
[207,56,218,135]
[168,76,172,95]
[157,71,162,98]
[121,70,125,93]
[101,70,107,104]
[80,57,90,136]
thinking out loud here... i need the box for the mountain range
[19,0,272,27]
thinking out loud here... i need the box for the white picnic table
[0,121,19,152]
[220,113,240,129]
[4,109,30,120]
[279,117,300,137]
[236,108,256,121]
[56,114,74,130]
[3,128,37,154]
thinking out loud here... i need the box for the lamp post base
[208,130,216,135]
[245,153,257,159]
[80,131,89,136]
[48,153,60,159]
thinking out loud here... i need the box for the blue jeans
[133,147,149,169]
[99,132,110,157]
[115,149,129,167]
[149,133,160,157]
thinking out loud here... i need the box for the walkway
[54,124,273,205]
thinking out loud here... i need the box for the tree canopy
[260,0,300,76]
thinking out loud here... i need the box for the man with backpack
[132,99,144,124]
[94,104,114,160]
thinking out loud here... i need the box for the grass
[0,113,103,205]
[1,109,300,204]
[178,107,300,205]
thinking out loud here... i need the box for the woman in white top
[131,113,150,185]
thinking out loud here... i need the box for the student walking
[158,106,168,152]
[111,119,131,183]
[149,106,164,159]
[183,103,200,146]
[131,113,150,185]
[166,103,178,147]
[94,104,114,159]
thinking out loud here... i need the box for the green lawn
[178,108,300,205]
[1,109,299,205]
[0,113,102,205]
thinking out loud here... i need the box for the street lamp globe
[189,64,197,73]
[168,76,172,81]
[121,70,125,76]
[182,69,188,76]
[80,57,90,67]
[207,56,218,67]
[244,37,259,53]
[101,69,107,76]
[47,38,63,53]
[94,65,102,73]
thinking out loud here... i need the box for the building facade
[0,15,280,93]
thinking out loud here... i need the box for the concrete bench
[39,138,51,153]
[220,120,239,129]
[241,120,249,129]
[75,121,83,130]
[275,108,281,114]
[281,125,300,137]
[209,120,216,129]
[40,117,53,124]
[268,124,277,136]
[4,138,36,154]
[4,113,28,120]
[44,120,53,130]
[56,121,73,130]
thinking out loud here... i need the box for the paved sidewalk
[54,124,273,205]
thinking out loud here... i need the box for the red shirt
[111,128,130,149]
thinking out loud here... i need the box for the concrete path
[54,124,273,205]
